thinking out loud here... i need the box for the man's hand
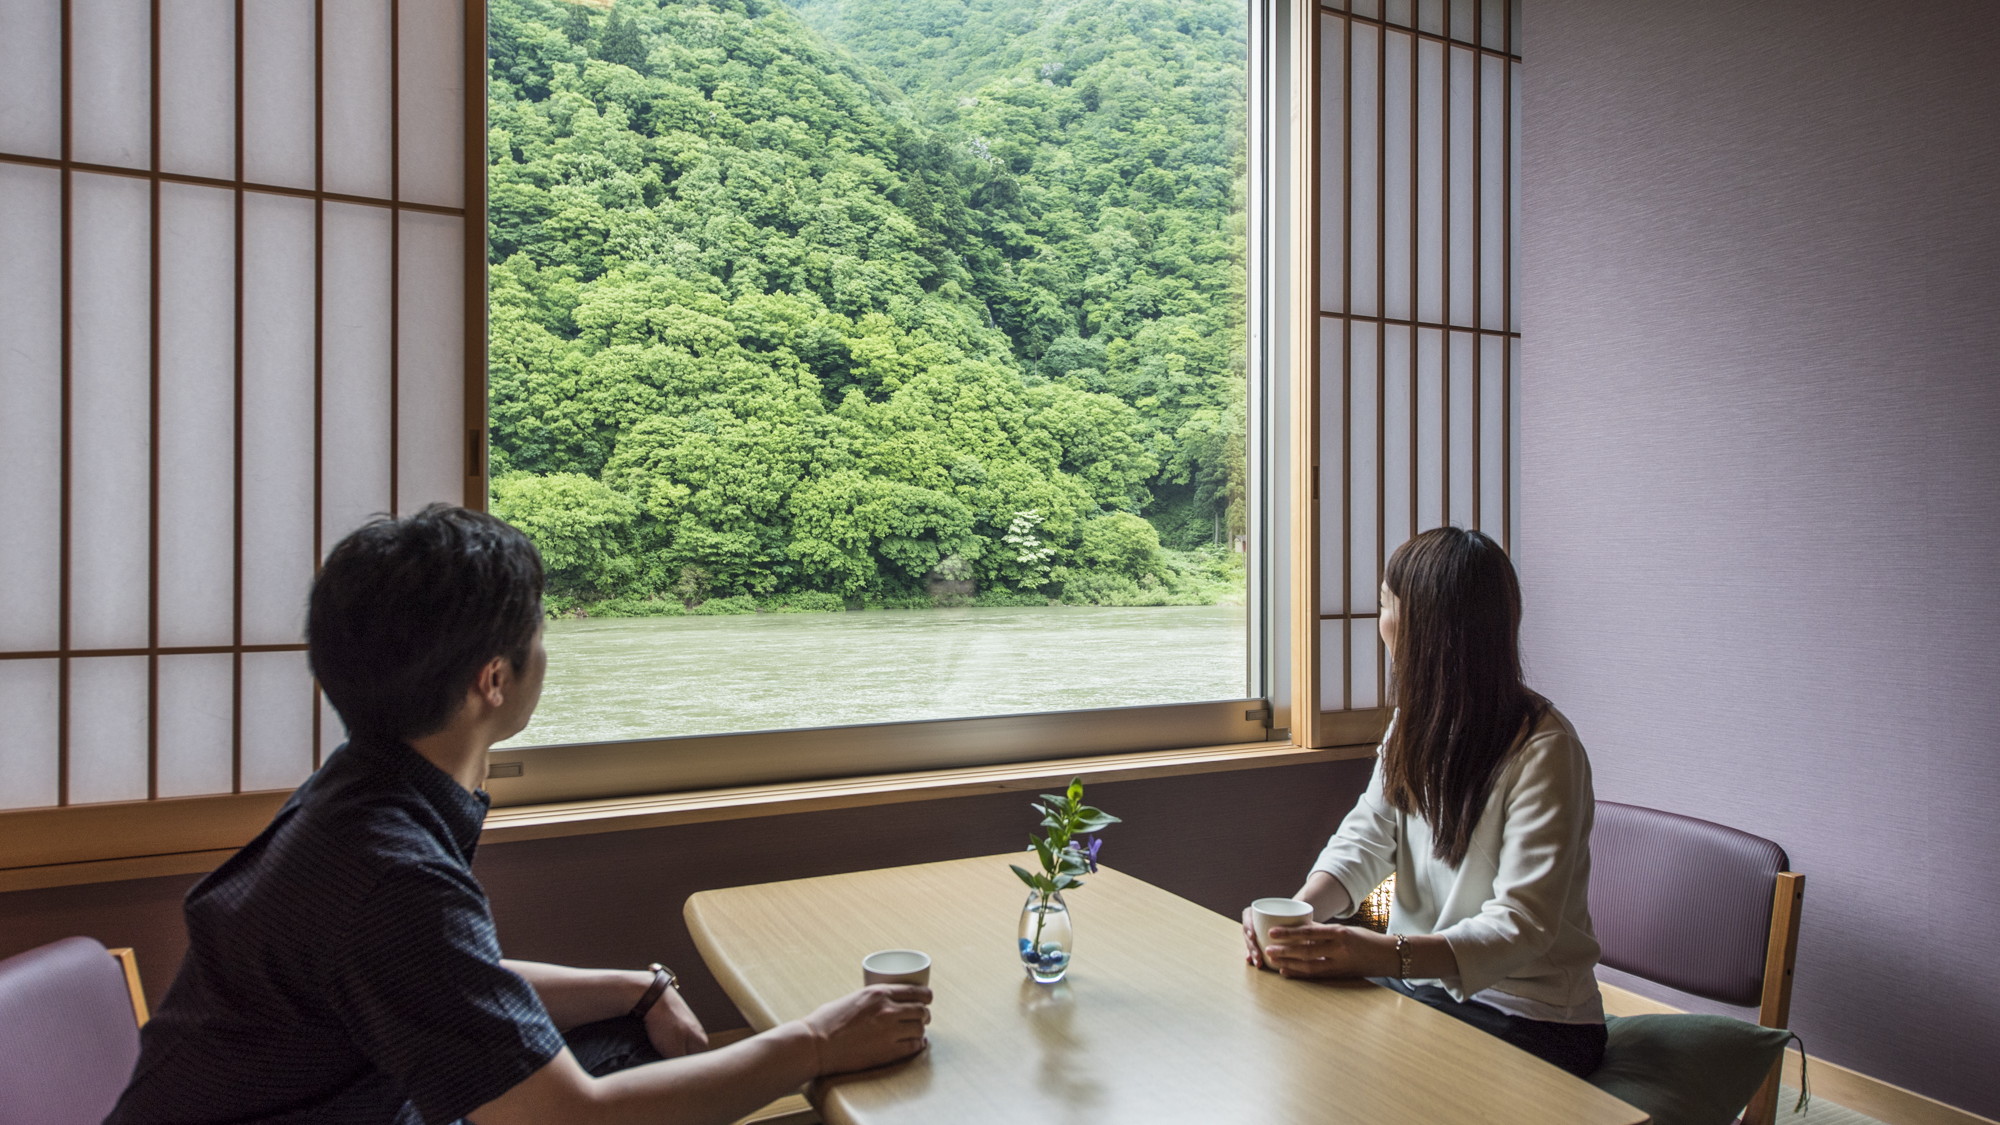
[799,984,932,1076]
[1260,922,1395,980]
[643,984,709,1059]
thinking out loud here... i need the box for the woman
[1243,527,1606,1077]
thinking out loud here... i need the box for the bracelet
[629,963,678,1020]
[1393,933,1412,979]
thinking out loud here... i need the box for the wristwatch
[1393,933,1413,979]
[629,962,679,1019]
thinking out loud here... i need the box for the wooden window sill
[0,740,1375,894]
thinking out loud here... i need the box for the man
[107,505,930,1124]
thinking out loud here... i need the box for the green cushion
[1586,1014,1790,1125]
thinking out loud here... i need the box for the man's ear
[472,653,512,709]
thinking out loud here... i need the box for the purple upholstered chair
[1590,802,1805,1125]
[0,937,149,1125]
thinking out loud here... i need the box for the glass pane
[0,660,59,809]
[398,0,464,207]
[158,183,237,648]
[0,0,61,157]
[69,172,152,650]
[396,212,464,512]
[1381,30,1412,323]
[241,193,318,646]
[70,0,152,169]
[0,164,62,651]
[1347,321,1380,615]
[320,201,393,548]
[160,0,236,180]
[322,0,394,200]
[1449,329,1474,525]
[157,652,234,798]
[1347,22,1379,318]
[243,0,317,189]
[1319,15,1346,314]
[243,649,314,791]
[490,0,1251,746]
[68,655,148,804]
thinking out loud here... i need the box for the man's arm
[504,959,709,1060]
[468,984,930,1125]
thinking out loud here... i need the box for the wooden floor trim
[1598,984,1996,1125]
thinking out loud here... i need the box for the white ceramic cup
[861,948,932,987]
[1251,897,1316,951]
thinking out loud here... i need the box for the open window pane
[488,0,1254,749]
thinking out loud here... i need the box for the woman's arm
[1259,923,1460,981]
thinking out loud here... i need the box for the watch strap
[629,963,677,1020]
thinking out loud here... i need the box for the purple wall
[1519,0,2000,1115]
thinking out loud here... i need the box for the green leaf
[1010,864,1040,889]
[1055,873,1079,890]
[1034,836,1055,873]
[1076,811,1121,831]
[1067,777,1084,804]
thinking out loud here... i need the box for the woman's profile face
[1378,581,1400,661]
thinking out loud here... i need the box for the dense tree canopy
[488,0,1247,612]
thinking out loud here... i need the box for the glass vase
[1018,890,1073,983]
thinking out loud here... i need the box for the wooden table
[686,855,1648,1125]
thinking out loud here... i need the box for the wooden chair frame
[1743,872,1805,1125]
[107,946,149,1028]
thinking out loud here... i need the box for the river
[501,603,1249,748]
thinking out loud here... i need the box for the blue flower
[1073,834,1103,872]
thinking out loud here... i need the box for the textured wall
[1519,0,2000,1115]
[0,759,1371,1033]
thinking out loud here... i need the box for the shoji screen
[1311,0,1519,726]
[0,0,480,809]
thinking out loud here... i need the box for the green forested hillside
[486,0,1247,613]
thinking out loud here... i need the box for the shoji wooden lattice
[1310,0,1519,729]
[0,0,481,808]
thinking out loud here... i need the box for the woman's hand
[1260,922,1397,980]
[642,984,710,1059]
[1241,907,1268,968]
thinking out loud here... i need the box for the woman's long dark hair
[1382,527,1546,868]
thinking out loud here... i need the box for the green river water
[501,603,1248,748]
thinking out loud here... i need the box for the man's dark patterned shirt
[105,735,565,1125]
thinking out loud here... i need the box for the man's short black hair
[308,504,545,742]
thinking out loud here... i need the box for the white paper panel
[241,192,318,645]
[1449,331,1475,525]
[68,655,148,803]
[320,689,345,756]
[157,183,237,647]
[1509,60,1521,334]
[1415,39,1443,325]
[1318,618,1348,714]
[1479,54,1506,332]
[1350,0,1380,19]
[0,0,62,157]
[1483,0,1509,51]
[397,212,465,511]
[0,164,62,651]
[1508,337,1521,550]
[243,0,316,189]
[1380,326,1412,556]
[1347,322,1380,613]
[0,660,59,809]
[1418,0,1445,37]
[1415,328,1443,533]
[1479,335,1506,537]
[322,0,395,200]
[1316,319,1346,614]
[1381,31,1412,323]
[1450,0,1475,43]
[1318,16,1346,315]
[1349,614,1381,711]
[1346,23,1379,318]
[242,649,314,791]
[321,202,394,548]
[156,652,234,797]
[398,0,464,208]
[1448,46,1475,328]
[160,0,236,179]
[1510,2,1522,57]
[69,172,152,650]
[71,0,153,169]
[1382,0,1412,29]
